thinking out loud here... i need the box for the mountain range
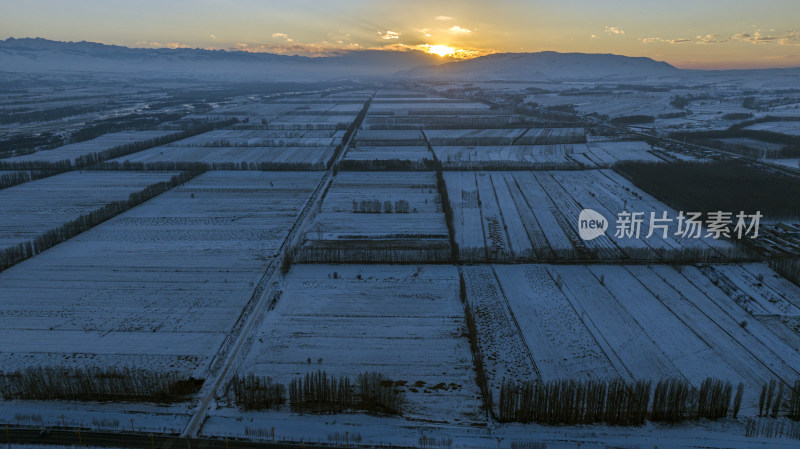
[1,37,798,83]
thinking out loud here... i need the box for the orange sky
[3,0,800,69]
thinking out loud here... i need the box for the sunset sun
[426,44,455,57]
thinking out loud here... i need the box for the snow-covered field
[744,120,800,136]
[296,171,451,262]
[232,264,484,423]
[462,263,800,415]
[367,101,491,116]
[424,128,528,146]
[444,169,738,262]
[1,131,179,164]
[343,145,433,164]
[168,129,343,148]
[525,92,680,117]
[766,157,800,168]
[3,87,800,449]
[189,95,366,128]
[0,171,321,376]
[266,114,358,130]
[111,145,335,169]
[353,129,427,146]
[432,141,662,169]
[0,170,178,250]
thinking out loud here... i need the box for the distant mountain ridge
[400,51,681,81]
[3,38,798,83]
[0,37,446,81]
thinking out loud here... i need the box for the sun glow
[426,44,455,57]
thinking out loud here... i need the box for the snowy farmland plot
[444,169,739,262]
[0,170,180,265]
[423,128,586,146]
[296,171,452,263]
[433,144,584,170]
[167,129,344,148]
[462,263,800,415]
[353,129,427,146]
[231,264,485,423]
[190,96,367,130]
[0,130,181,167]
[743,121,800,136]
[363,113,518,130]
[363,92,516,130]
[342,145,434,169]
[432,141,663,170]
[0,171,321,377]
[189,102,310,122]
[367,101,491,116]
[5,78,800,447]
[424,128,527,146]
[266,114,359,130]
[109,145,336,170]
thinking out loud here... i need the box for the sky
[2,0,800,69]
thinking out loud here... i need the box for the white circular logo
[578,209,608,240]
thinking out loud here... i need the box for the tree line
[498,377,800,425]
[0,367,202,403]
[351,199,411,214]
[614,160,800,220]
[230,370,403,415]
[0,170,55,190]
[294,241,452,264]
[338,158,438,171]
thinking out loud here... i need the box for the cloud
[779,31,800,46]
[590,34,597,39]
[604,26,625,36]
[209,34,217,40]
[378,30,401,40]
[695,34,728,44]
[435,15,454,21]
[271,32,294,42]
[449,25,472,34]
[418,28,431,37]
[720,29,799,46]
[231,41,361,57]
[641,37,690,44]
[732,30,779,44]
[135,41,191,49]
[693,30,800,45]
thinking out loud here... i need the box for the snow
[0,171,321,376]
[493,265,618,380]
[744,121,800,136]
[112,145,335,169]
[297,171,451,263]
[234,264,484,423]
[0,171,178,250]
[344,145,433,163]
[169,129,343,147]
[2,131,179,164]
[444,170,737,262]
